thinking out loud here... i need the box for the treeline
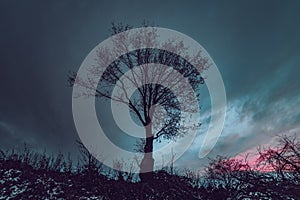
[0,135,299,199]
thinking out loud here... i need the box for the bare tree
[257,135,300,198]
[69,22,209,181]
[204,135,300,199]
[258,135,300,176]
[204,156,252,199]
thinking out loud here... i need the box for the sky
[0,0,300,170]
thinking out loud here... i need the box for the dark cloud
[0,0,299,170]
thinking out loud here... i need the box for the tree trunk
[139,124,154,182]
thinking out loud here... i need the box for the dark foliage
[1,135,299,199]
[0,150,202,199]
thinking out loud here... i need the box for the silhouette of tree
[204,135,300,199]
[204,156,253,199]
[258,135,300,174]
[69,22,209,181]
[257,135,300,198]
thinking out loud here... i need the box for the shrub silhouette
[0,135,299,199]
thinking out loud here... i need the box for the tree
[258,135,300,176]
[204,135,300,199]
[69,22,210,181]
[204,156,253,199]
[257,135,300,198]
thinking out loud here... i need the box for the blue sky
[0,0,299,169]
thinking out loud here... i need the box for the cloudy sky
[1,0,300,170]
